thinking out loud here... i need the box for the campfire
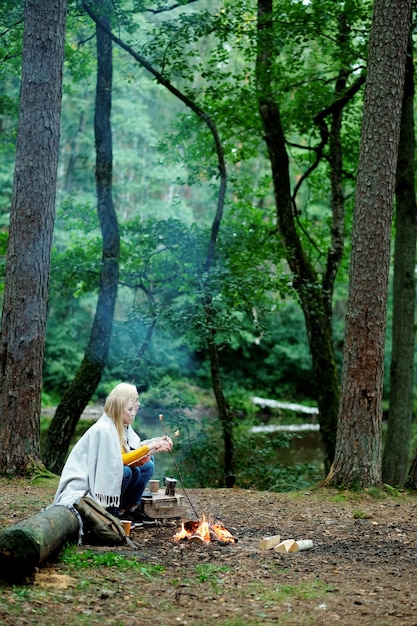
[174,514,237,544]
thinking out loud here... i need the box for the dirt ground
[1,476,417,626]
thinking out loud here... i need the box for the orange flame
[174,514,237,543]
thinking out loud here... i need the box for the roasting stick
[159,414,200,519]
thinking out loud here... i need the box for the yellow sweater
[122,444,150,466]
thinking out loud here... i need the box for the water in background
[250,396,325,469]
[251,423,325,469]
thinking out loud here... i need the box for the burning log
[189,530,207,544]
[174,514,237,544]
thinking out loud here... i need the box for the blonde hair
[104,383,139,447]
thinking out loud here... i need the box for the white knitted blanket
[54,413,124,508]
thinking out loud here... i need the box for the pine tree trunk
[383,34,417,487]
[42,13,119,475]
[326,0,412,488]
[0,0,67,475]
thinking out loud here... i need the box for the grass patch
[366,486,387,500]
[171,563,231,592]
[194,563,230,588]
[329,489,365,503]
[352,510,372,519]
[58,545,164,579]
[244,578,329,604]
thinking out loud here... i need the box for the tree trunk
[383,34,417,487]
[0,0,67,475]
[42,12,120,475]
[325,0,412,488]
[256,0,342,469]
[206,315,235,487]
[84,4,237,487]
[0,506,79,582]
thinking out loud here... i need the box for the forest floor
[1,476,417,626]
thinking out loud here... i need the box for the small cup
[120,520,132,536]
[149,479,159,494]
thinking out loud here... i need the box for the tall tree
[325,0,412,488]
[255,0,364,469]
[0,0,67,475]
[83,2,238,485]
[383,33,417,487]
[43,7,120,474]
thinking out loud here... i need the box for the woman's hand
[153,436,173,453]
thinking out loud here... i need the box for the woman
[53,382,173,527]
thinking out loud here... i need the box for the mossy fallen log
[0,505,79,581]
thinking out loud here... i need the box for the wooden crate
[140,490,185,519]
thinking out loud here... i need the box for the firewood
[189,533,206,543]
[274,539,298,553]
[0,505,79,581]
[274,539,314,553]
[258,534,281,550]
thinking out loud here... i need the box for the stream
[251,423,325,468]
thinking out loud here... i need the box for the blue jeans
[120,459,154,510]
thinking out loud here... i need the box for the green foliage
[0,0,22,216]
[45,209,295,397]
[383,483,403,498]
[40,417,95,458]
[39,0,367,411]
[232,428,322,492]
[172,414,225,487]
[0,0,406,493]
[218,303,315,400]
[169,410,322,490]
[0,0,387,483]
[43,293,97,393]
[366,486,388,500]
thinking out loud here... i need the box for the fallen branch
[251,396,319,415]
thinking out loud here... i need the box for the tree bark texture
[0,506,79,582]
[0,0,67,475]
[326,0,412,488]
[42,13,120,474]
[383,34,417,487]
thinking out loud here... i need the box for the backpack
[73,494,128,546]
